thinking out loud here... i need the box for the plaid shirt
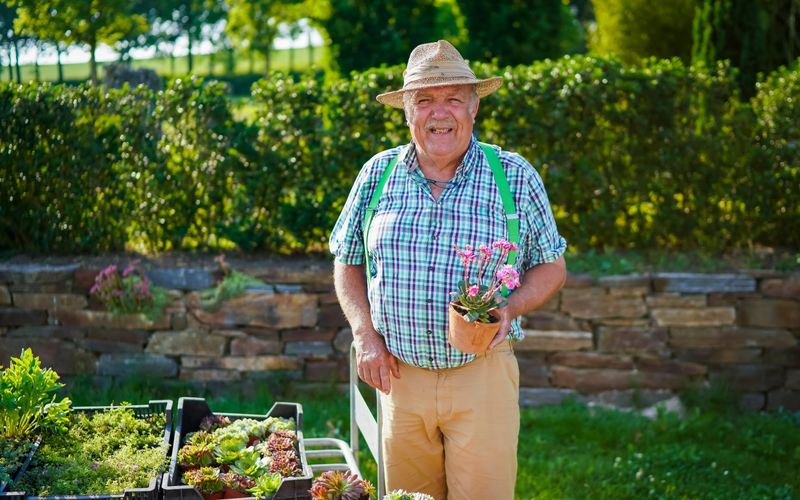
[329,137,567,369]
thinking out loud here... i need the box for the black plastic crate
[0,400,172,500]
[163,397,313,500]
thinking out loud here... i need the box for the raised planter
[1,400,172,500]
[162,397,313,500]
[0,438,41,494]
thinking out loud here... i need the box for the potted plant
[383,490,435,500]
[308,470,375,499]
[183,466,224,500]
[219,471,255,498]
[90,260,170,320]
[449,239,520,354]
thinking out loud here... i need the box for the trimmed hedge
[0,56,797,254]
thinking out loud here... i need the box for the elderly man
[329,40,567,499]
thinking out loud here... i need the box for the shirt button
[425,329,433,335]
[428,266,434,271]
[429,356,434,362]
[432,235,438,240]
[426,298,433,304]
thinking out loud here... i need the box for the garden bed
[3,400,172,500]
[162,397,313,500]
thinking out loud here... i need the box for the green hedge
[0,56,797,254]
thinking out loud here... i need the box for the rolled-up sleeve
[329,165,371,265]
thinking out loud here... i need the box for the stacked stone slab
[0,259,798,411]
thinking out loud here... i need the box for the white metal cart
[304,342,385,498]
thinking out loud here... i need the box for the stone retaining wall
[0,258,798,411]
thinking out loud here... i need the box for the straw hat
[376,40,503,109]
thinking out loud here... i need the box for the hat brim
[376,76,503,109]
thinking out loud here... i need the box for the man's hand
[488,305,513,350]
[354,327,400,394]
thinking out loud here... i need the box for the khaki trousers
[380,341,520,500]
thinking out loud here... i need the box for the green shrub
[0,56,798,255]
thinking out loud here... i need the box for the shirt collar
[401,136,481,187]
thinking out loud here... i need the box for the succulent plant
[199,414,231,432]
[247,472,283,499]
[383,490,434,500]
[268,449,300,477]
[309,470,375,500]
[264,416,296,433]
[183,466,224,495]
[220,471,257,492]
[178,441,214,468]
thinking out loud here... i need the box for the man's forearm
[507,255,567,318]
[333,260,375,334]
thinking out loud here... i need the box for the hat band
[403,61,476,87]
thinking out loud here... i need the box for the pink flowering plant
[90,260,168,318]
[451,238,521,323]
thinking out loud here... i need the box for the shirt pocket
[447,203,509,249]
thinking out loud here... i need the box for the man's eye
[449,98,462,103]
[418,99,430,104]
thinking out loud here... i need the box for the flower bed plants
[9,400,172,498]
[163,398,312,500]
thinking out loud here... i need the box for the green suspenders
[363,143,519,294]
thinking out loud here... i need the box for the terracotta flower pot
[448,301,500,354]
[223,486,249,499]
[202,492,223,500]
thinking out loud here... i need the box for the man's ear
[472,98,480,122]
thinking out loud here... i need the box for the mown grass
[3,45,328,83]
[64,375,800,499]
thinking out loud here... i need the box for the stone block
[635,357,706,376]
[587,389,674,409]
[594,319,652,327]
[97,353,178,377]
[192,291,317,329]
[54,309,170,329]
[87,328,149,345]
[305,360,341,382]
[239,259,333,285]
[146,330,226,356]
[241,327,281,341]
[598,274,651,289]
[764,346,800,367]
[13,293,88,311]
[645,294,706,309]
[707,292,761,307]
[171,312,188,330]
[523,312,579,331]
[0,286,9,305]
[218,356,301,371]
[548,351,634,370]
[562,292,647,320]
[739,299,800,328]
[760,276,800,298]
[6,325,85,340]
[0,308,47,326]
[517,330,593,352]
[766,389,800,412]
[651,307,735,327]
[675,348,762,365]
[284,341,334,358]
[230,336,282,356]
[73,267,101,294]
[146,267,214,291]
[670,327,796,349]
[738,393,765,412]
[0,338,95,375]
[564,273,594,288]
[633,371,693,390]
[281,328,336,343]
[709,364,784,392]
[519,387,585,407]
[607,287,650,298]
[333,328,354,354]
[517,354,550,386]
[182,369,241,382]
[79,339,143,354]
[182,356,222,369]
[318,304,349,328]
[274,284,303,294]
[652,273,755,293]
[786,369,800,390]
[597,327,668,354]
[551,366,636,391]
[318,293,340,305]
[0,262,79,285]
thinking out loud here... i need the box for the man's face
[405,85,479,166]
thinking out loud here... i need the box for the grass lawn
[65,375,800,499]
[2,45,328,83]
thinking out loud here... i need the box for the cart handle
[350,341,385,498]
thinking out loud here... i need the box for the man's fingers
[388,355,400,379]
[378,366,391,394]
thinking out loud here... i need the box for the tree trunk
[56,44,64,83]
[34,43,41,81]
[208,50,214,76]
[12,37,21,83]
[6,46,12,81]
[308,29,314,66]
[248,50,254,73]
[187,26,194,73]
[90,40,98,85]
[227,47,235,75]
